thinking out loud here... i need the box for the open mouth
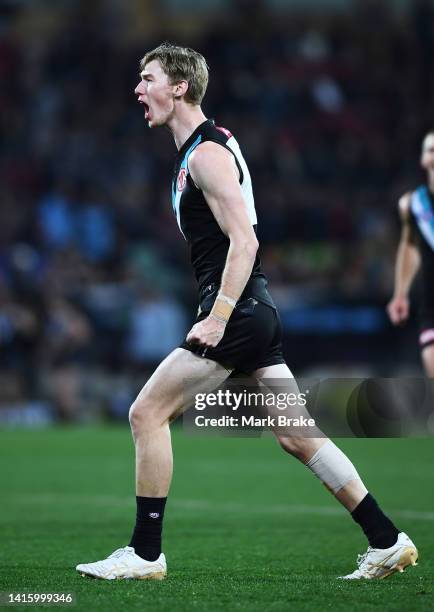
[139,99,150,120]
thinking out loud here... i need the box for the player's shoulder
[188,120,239,182]
[189,140,233,172]
[398,185,429,220]
[202,119,234,142]
[398,191,413,221]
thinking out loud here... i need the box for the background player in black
[76,43,417,581]
[387,131,434,376]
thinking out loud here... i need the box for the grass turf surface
[0,427,433,611]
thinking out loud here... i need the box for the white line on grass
[5,493,434,522]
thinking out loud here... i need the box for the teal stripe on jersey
[172,134,202,218]
[412,186,434,251]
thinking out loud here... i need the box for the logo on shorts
[177,168,187,191]
[149,512,160,519]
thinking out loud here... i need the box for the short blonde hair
[140,42,209,105]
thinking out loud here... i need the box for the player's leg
[128,348,230,564]
[253,363,368,509]
[421,343,434,376]
[77,347,231,580]
[129,347,230,497]
[252,363,417,579]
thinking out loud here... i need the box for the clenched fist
[186,315,227,348]
[387,295,409,325]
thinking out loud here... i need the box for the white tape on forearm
[217,293,237,307]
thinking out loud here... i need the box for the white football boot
[339,532,418,580]
[76,546,167,580]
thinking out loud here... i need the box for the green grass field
[0,426,433,611]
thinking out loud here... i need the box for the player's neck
[428,172,434,194]
[167,105,207,150]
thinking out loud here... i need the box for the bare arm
[387,193,421,325]
[189,141,258,300]
[186,141,258,347]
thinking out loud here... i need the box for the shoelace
[356,547,373,568]
[108,547,131,560]
[356,554,366,568]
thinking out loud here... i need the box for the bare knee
[129,392,161,437]
[128,399,146,437]
[275,434,322,463]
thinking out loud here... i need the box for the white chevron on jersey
[172,180,184,237]
[226,136,257,226]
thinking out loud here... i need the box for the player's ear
[420,153,427,170]
[173,80,189,99]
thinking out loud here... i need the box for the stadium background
[1,0,434,423]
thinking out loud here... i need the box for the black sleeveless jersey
[172,119,267,298]
[410,185,434,315]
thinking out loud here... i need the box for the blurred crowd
[1,0,432,420]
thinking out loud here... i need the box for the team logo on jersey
[177,168,187,191]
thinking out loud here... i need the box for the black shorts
[180,297,285,375]
[419,315,434,350]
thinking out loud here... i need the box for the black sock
[351,493,399,549]
[129,496,167,561]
